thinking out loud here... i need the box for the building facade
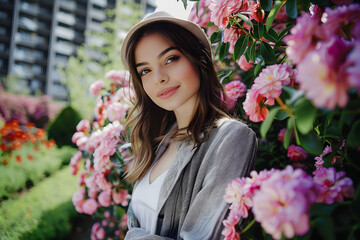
[0,0,155,100]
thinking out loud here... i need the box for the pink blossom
[85,175,99,199]
[277,128,286,142]
[106,102,129,122]
[223,27,242,54]
[83,198,98,215]
[252,166,317,240]
[188,0,211,28]
[93,138,118,172]
[89,79,104,96]
[76,119,90,132]
[225,80,247,100]
[272,23,287,34]
[313,167,355,204]
[224,177,252,218]
[296,37,353,110]
[222,210,241,240]
[105,70,130,87]
[314,156,324,170]
[209,0,230,28]
[72,131,85,144]
[250,2,265,22]
[229,0,249,14]
[346,42,360,92]
[70,151,82,175]
[78,172,88,186]
[98,190,111,207]
[236,55,253,71]
[112,189,129,206]
[287,145,308,162]
[252,63,292,106]
[91,222,105,240]
[243,89,269,122]
[284,12,325,64]
[309,5,323,22]
[246,169,276,195]
[275,5,288,23]
[72,188,85,213]
[95,173,113,191]
[322,4,360,39]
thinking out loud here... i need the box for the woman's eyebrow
[135,47,176,68]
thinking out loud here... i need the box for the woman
[121,11,257,240]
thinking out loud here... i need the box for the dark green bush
[47,105,82,147]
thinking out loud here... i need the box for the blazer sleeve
[179,121,257,240]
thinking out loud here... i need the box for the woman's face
[134,33,200,115]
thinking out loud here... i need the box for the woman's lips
[157,86,180,99]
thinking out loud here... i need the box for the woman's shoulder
[215,117,255,136]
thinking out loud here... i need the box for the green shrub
[47,105,82,147]
[0,145,76,199]
[0,166,80,240]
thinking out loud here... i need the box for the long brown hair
[124,21,229,183]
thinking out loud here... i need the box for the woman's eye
[139,69,150,76]
[166,56,179,64]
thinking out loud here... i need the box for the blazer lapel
[156,141,197,214]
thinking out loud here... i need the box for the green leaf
[346,120,360,148]
[284,117,295,149]
[260,106,280,138]
[237,13,254,29]
[210,30,222,43]
[315,216,336,240]
[263,28,279,43]
[253,59,263,76]
[285,0,298,18]
[246,41,257,62]
[180,0,188,9]
[294,99,317,135]
[275,110,289,120]
[219,42,230,60]
[253,22,264,39]
[260,0,272,11]
[278,24,293,41]
[266,0,286,31]
[297,130,323,155]
[234,35,249,60]
[350,185,360,220]
[260,41,276,63]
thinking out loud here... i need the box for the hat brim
[120,11,211,70]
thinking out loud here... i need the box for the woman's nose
[155,68,169,84]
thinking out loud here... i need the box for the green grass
[0,166,81,240]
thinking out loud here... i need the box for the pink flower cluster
[242,63,295,122]
[224,80,247,110]
[222,165,354,240]
[287,145,308,162]
[91,212,127,240]
[89,79,104,96]
[105,70,130,87]
[284,4,360,110]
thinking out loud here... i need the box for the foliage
[0,144,76,199]
[0,166,80,240]
[59,1,141,119]
[183,0,360,239]
[47,105,83,148]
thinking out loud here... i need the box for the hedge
[0,165,80,240]
[0,145,76,199]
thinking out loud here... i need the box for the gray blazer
[125,118,257,240]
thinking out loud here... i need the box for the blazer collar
[156,140,197,214]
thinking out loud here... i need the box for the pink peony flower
[83,198,98,215]
[89,79,104,96]
[112,189,129,206]
[76,119,90,132]
[225,80,247,99]
[120,213,128,229]
[98,190,111,207]
[287,145,308,162]
[106,102,129,122]
[250,2,265,22]
[284,12,325,64]
[322,3,360,39]
[93,138,118,172]
[314,156,324,170]
[91,222,105,240]
[188,0,211,28]
[72,188,85,213]
[78,172,88,186]
[223,27,242,54]
[222,210,241,240]
[236,55,253,71]
[252,166,317,240]
[296,37,353,110]
[252,63,292,106]
[70,151,83,175]
[309,5,323,22]
[105,70,130,87]
[224,177,252,218]
[243,89,269,122]
[72,131,85,144]
[209,0,230,28]
[277,128,286,142]
[95,173,113,191]
[275,5,288,23]
[313,167,355,204]
[346,42,360,92]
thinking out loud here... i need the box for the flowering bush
[71,70,133,240]
[186,0,360,239]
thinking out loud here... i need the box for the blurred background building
[0,0,156,100]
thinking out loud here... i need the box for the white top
[131,163,169,234]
